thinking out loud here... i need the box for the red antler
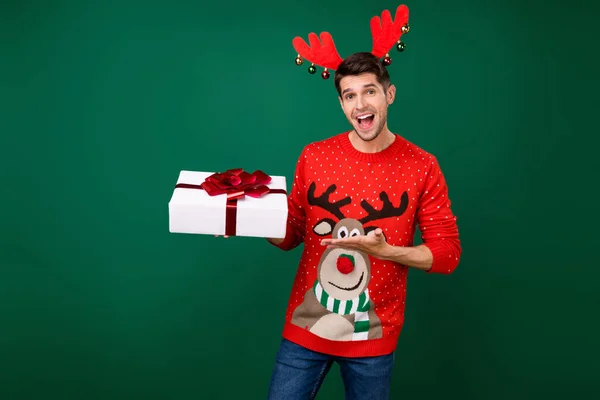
[292,32,344,71]
[370,4,410,58]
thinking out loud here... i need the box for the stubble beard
[352,110,387,142]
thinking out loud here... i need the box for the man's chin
[353,128,379,142]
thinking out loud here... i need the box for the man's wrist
[379,244,433,271]
[379,244,408,261]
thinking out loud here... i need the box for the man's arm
[413,156,461,274]
[320,228,434,271]
[379,242,433,271]
[267,148,307,251]
[320,156,461,274]
[267,208,305,249]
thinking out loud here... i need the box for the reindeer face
[318,220,371,301]
[332,218,363,240]
[308,182,409,300]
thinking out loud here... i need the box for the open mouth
[328,271,364,291]
[356,113,375,130]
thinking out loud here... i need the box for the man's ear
[387,84,396,105]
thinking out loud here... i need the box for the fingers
[322,237,365,246]
[321,238,339,246]
[320,240,361,251]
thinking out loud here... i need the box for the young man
[266,51,461,399]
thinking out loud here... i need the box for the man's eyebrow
[342,83,377,95]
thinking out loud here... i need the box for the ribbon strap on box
[175,168,287,236]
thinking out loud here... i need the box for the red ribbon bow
[199,168,273,200]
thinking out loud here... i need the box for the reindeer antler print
[307,182,351,220]
[359,191,409,224]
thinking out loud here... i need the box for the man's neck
[348,129,396,154]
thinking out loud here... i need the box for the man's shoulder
[308,131,345,148]
[397,135,441,164]
[298,131,347,156]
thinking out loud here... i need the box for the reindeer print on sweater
[291,182,408,341]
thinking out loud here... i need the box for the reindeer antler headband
[293,4,410,79]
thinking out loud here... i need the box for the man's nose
[356,95,366,109]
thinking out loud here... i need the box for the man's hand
[320,228,393,260]
[320,228,433,271]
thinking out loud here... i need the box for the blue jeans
[267,338,395,400]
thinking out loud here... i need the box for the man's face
[338,73,395,142]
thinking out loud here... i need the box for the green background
[1,0,598,399]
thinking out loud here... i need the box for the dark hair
[334,52,391,97]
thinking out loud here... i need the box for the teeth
[357,114,374,120]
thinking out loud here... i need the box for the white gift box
[168,170,288,238]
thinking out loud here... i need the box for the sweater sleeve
[417,156,462,274]
[269,148,307,251]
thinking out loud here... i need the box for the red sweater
[271,131,461,357]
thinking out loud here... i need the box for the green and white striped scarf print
[313,280,371,341]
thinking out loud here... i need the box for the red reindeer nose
[337,254,355,274]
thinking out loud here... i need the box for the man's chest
[301,163,424,243]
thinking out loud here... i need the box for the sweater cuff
[268,225,302,251]
[268,235,294,251]
[424,241,456,274]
